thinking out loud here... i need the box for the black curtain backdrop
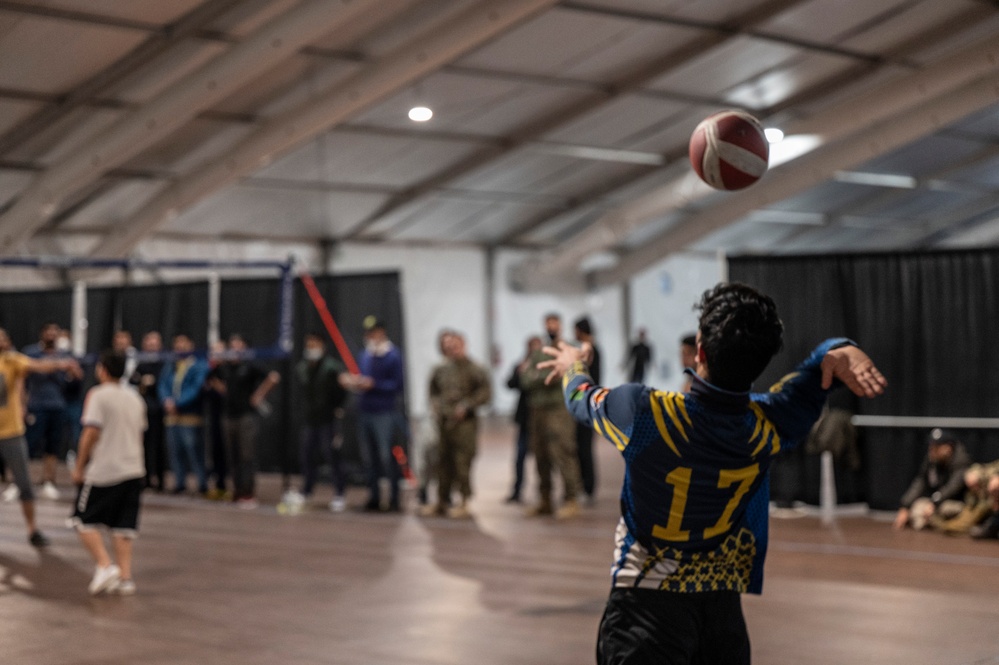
[0,289,73,348]
[0,272,404,477]
[729,250,999,510]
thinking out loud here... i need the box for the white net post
[819,450,837,526]
[71,280,87,357]
[207,271,221,348]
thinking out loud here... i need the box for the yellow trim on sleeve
[650,393,682,458]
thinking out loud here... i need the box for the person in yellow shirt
[0,328,80,547]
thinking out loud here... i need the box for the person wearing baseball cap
[345,315,405,512]
[894,428,971,530]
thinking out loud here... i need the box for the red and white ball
[688,110,769,191]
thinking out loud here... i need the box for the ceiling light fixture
[408,106,433,122]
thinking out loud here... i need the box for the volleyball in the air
[688,110,769,190]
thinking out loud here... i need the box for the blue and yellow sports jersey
[562,338,851,595]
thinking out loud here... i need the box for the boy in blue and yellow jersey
[537,283,887,665]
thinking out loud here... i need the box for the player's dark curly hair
[696,283,783,391]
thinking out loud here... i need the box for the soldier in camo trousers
[425,332,491,519]
[520,313,582,520]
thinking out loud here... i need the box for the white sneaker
[282,490,305,506]
[112,579,136,596]
[40,482,60,500]
[2,483,19,502]
[329,496,346,513]
[88,564,121,595]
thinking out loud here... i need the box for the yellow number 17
[652,463,760,542]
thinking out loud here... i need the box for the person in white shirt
[71,351,147,596]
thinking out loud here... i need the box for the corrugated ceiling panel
[125,119,254,173]
[166,184,388,238]
[207,0,297,37]
[59,180,166,230]
[767,181,877,215]
[38,0,205,25]
[255,131,485,189]
[15,108,123,165]
[544,94,690,148]
[0,169,34,209]
[646,36,800,97]
[760,0,914,44]
[724,52,857,110]
[457,6,702,83]
[109,41,226,104]
[855,134,985,178]
[0,17,146,93]
[0,98,40,135]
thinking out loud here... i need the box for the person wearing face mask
[343,316,405,512]
[23,322,83,500]
[294,333,349,512]
[208,334,281,510]
[519,313,582,519]
[0,327,80,546]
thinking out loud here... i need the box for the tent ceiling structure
[1,0,999,289]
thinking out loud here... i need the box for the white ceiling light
[408,106,433,122]
[764,127,784,144]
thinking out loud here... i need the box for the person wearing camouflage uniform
[426,332,491,518]
[520,313,582,519]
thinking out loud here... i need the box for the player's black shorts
[597,587,750,665]
[71,477,144,538]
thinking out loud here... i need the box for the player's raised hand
[821,345,887,398]
[537,341,586,385]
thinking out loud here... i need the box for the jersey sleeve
[562,361,646,452]
[753,337,854,449]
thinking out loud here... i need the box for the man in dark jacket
[131,331,166,491]
[296,333,349,511]
[505,335,541,503]
[894,428,971,530]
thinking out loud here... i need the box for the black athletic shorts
[71,477,144,538]
[597,587,750,665]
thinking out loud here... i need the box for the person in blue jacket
[158,334,210,495]
[346,317,405,512]
[537,282,887,665]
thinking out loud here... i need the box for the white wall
[492,249,627,416]
[627,252,724,392]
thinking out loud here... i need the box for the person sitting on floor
[893,428,971,531]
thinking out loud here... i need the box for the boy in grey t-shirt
[71,351,147,596]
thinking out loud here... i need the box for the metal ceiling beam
[0,0,382,254]
[0,0,246,157]
[514,30,999,290]
[86,0,562,258]
[343,0,810,240]
[589,72,999,288]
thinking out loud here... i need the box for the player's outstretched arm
[820,345,887,398]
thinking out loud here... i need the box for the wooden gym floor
[1,420,997,665]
